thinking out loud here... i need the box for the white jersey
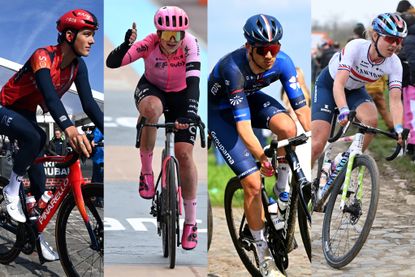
[328,39,402,91]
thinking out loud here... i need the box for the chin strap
[373,35,385,59]
[65,31,82,57]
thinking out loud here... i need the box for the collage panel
[104,0,208,275]
[207,0,312,276]
[311,0,415,276]
[0,0,103,276]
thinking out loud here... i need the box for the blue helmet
[243,14,283,45]
[372,13,407,38]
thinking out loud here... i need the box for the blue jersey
[208,47,306,122]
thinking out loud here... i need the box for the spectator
[46,129,68,156]
[353,23,366,39]
[399,3,415,157]
[91,128,103,183]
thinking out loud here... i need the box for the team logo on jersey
[230,95,243,106]
[288,76,300,90]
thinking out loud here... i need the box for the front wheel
[56,182,104,277]
[297,181,312,262]
[0,177,24,264]
[224,177,261,277]
[165,158,177,269]
[322,155,379,268]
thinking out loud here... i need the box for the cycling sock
[140,150,153,174]
[274,160,291,196]
[250,228,268,262]
[5,171,23,197]
[184,198,197,225]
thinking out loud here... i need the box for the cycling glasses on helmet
[254,43,281,57]
[382,35,403,45]
[159,31,185,41]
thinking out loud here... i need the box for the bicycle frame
[161,129,182,215]
[33,154,99,249]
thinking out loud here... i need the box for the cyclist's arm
[74,58,104,133]
[389,87,403,128]
[34,69,73,131]
[332,69,349,109]
[294,105,311,132]
[279,53,308,130]
[184,34,201,118]
[236,120,267,163]
[222,65,267,163]
[106,33,155,68]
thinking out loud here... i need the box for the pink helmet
[154,6,189,31]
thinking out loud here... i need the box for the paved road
[0,216,66,276]
[311,142,415,276]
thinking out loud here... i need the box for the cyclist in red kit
[0,9,103,261]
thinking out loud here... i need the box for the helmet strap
[249,47,267,72]
[63,30,82,57]
[373,35,385,59]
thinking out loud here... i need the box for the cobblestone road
[208,207,311,277]
[312,155,415,276]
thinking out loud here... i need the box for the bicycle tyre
[166,159,177,269]
[207,195,213,251]
[322,155,379,268]
[296,180,312,262]
[224,177,261,277]
[0,178,24,264]
[56,182,104,277]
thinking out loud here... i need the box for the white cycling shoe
[3,187,26,223]
[39,233,59,261]
[259,256,285,277]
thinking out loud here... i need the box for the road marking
[104,217,126,230]
[105,217,207,232]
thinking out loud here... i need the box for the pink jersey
[121,32,201,92]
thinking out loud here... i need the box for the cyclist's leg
[27,123,47,200]
[134,76,165,198]
[166,90,199,248]
[209,108,270,258]
[0,107,43,222]
[311,67,336,165]
[347,87,377,151]
[249,92,296,196]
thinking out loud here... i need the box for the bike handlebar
[135,116,206,149]
[264,131,311,158]
[328,111,357,143]
[327,110,409,161]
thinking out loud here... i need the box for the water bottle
[318,160,331,199]
[25,195,36,213]
[37,191,53,209]
[331,153,344,172]
[268,197,279,228]
[30,191,53,220]
[274,192,289,230]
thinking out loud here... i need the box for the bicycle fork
[70,160,100,250]
[339,133,364,211]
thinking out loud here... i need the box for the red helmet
[56,9,99,33]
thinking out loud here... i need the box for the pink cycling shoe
[181,223,198,250]
[138,172,155,199]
